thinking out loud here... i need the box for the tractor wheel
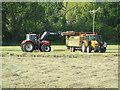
[82,44,87,52]
[94,47,99,52]
[94,50,99,52]
[87,46,92,53]
[100,46,105,53]
[41,44,51,52]
[22,42,34,52]
[70,47,75,52]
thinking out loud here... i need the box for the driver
[103,41,107,52]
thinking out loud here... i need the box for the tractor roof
[26,34,37,35]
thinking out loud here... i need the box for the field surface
[0,45,119,88]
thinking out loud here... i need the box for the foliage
[2,2,119,45]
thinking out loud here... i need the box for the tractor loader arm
[39,31,62,40]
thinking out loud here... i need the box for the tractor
[21,31,58,52]
[62,31,105,53]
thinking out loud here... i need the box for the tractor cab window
[26,34,37,41]
[86,35,100,41]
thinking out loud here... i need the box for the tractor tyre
[87,46,92,53]
[39,47,43,52]
[100,46,105,53]
[82,44,87,52]
[22,42,34,52]
[41,44,51,52]
[94,47,99,52]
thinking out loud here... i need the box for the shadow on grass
[105,52,119,53]
[107,49,119,50]
[89,52,118,54]
[1,50,21,51]
[1,49,119,54]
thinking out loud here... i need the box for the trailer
[62,31,104,53]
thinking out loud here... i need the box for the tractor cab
[86,35,100,42]
[25,34,39,45]
[26,34,38,42]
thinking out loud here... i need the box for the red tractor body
[21,40,50,45]
[21,32,51,52]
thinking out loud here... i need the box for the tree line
[2,2,119,45]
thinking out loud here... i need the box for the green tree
[2,2,119,45]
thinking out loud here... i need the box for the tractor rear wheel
[100,46,105,53]
[22,42,34,52]
[41,44,51,52]
[87,46,92,53]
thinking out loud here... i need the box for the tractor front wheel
[100,46,105,53]
[94,47,99,52]
[22,42,34,52]
[41,44,51,52]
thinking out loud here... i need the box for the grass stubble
[1,45,119,88]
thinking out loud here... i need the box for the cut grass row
[0,45,119,55]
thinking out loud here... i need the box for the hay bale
[61,31,75,36]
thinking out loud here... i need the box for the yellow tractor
[62,31,103,52]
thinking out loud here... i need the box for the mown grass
[0,45,119,55]
[1,45,118,88]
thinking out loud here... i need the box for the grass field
[0,45,119,88]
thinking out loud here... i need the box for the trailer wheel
[82,44,87,52]
[87,46,92,53]
[22,42,34,52]
[41,44,51,52]
[70,47,75,52]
